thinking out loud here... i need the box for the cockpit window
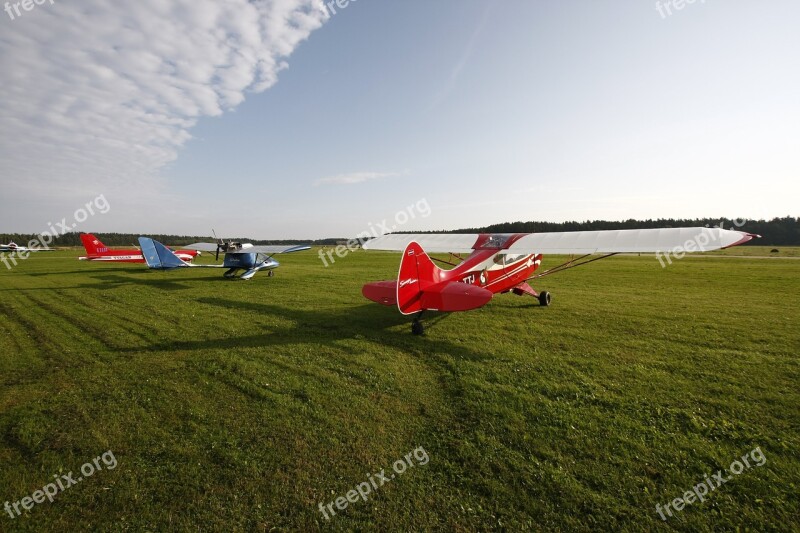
[503,254,525,265]
[476,234,514,250]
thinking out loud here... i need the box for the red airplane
[362,228,758,334]
[78,233,200,264]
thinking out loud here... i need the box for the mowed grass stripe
[47,287,168,349]
[0,299,53,377]
[0,291,96,366]
[18,291,119,356]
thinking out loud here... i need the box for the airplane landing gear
[538,291,551,306]
[411,311,425,335]
[268,270,275,277]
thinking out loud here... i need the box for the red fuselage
[424,233,542,295]
[79,234,199,263]
[79,247,199,263]
[434,248,541,294]
[363,233,545,316]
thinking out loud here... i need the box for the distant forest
[1,217,798,247]
[0,233,334,247]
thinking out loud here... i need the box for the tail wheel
[411,320,425,336]
[538,291,551,307]
[268,270,275,277]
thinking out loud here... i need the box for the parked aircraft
[79,234,200,263]
[138,237,310,280]
[362,227,758,334]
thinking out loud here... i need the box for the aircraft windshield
[477,234,515,250]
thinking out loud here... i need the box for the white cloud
[314,171,402,186]
[0,0,328,222]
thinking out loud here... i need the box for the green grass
[701,245,800,257]
[0,248,798,531]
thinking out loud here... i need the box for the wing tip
[723,231,760,249]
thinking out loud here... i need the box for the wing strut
[528,253,619,280]
[430,252,465,268]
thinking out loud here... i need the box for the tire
[411,321,425,335]
[538,291,551,307]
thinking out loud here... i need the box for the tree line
[1,217,797,247]
[0,232,341,248]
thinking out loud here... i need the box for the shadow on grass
[27,266,146,276]
[94,271,248,288]
[0,270,244,292]
[118,298,490,363]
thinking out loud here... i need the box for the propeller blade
[212,229,221,261]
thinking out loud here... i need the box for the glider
[0,241,54,253]
[362,227,759,334]
[138,237,310,280]
[79,233,199,263]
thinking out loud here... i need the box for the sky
[1,0,798,240]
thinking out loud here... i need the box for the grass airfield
[0,247,798,531]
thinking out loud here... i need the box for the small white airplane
[0,241,54,253]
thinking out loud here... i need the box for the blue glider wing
[138,237,190,270]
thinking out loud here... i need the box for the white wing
[245,245,311,254]
[362,228,757,254]
[184,243,310,254]
[362,234,480,253]
[506,228,756,254]
[184,243,219,252]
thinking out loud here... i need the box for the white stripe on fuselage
[467,254,539,288]
[88,256,141,261]
[87,254,193,262]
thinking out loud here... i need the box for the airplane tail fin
[138,237,189,270]
[80,233,106,256]
[396,241,443,315]
[396,241,492,315]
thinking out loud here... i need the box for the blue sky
[1,0,798,239]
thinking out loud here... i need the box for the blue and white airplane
[138,237,310,280]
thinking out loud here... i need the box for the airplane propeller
[213,229,224,261]
[211,229,241,261]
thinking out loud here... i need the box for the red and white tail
[80,233,108,256]
[397,241,492,315]
[362,241,493,314]
[397,241,443,315]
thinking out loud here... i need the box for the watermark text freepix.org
[4,0,55,21]
[318,0,357,18]
[655,0,706,19]
[655,446,766,521]
[318,446,429,521]
[1,194,110,270]
[318,198,431,267]
[4,450,118,519]
[655,218,748,268]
